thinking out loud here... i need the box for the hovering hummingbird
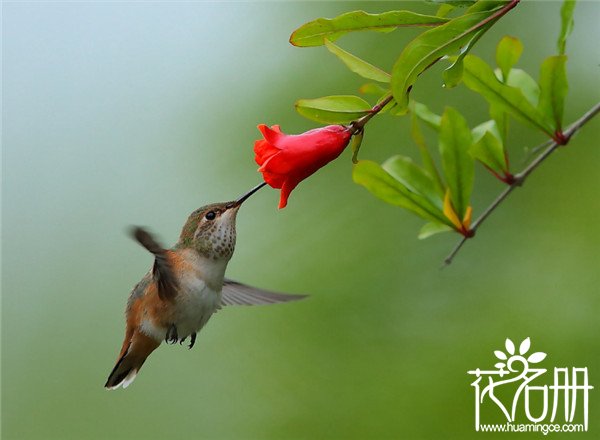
[105,183,305,390]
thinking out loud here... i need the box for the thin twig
[443,101,600,266]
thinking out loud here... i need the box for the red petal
[258,124,284,146]
[278,178,300,209]
[260,169,286,189]
[254,139,279,166]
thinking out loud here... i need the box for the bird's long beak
[228,182,268,209]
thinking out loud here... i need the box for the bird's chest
[174,273,222,337]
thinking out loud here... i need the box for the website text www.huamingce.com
[479,423,585,435]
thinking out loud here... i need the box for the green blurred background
[3,2,599,439]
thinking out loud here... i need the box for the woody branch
[443,101,600,266]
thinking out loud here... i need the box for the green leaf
[538,55,568,131]
[438,107,474,219]
[505,68,540,107]
[489,102,508,142]
[353,160,448,224]
[470,131,507,175]
[442,27,487,88]
[466,1,507,13]
[442,56,465,91]
[410,112,445,195]
[436,4,455,18]
[295,95,371,124]
[471,120,508,176]
[489,35,525,138]
[462,55,554,136]
[290,10,449,47]
[350,130,364,164]
[490,67,538,141]
[359,83,388,96]
[388,104,406,116]
[383,155,443,210]
[496,36,523,82]
[471,120,500,142]
[558,0,577,55]
[324,39,390,83]
[428,0,476,5]
[391,7,503,113]
[418,222,453,239]
[471,119,501,142]
[410,101,442,131]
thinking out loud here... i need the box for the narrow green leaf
[418,222,453,239]
[538,55,568,131]
[352,160,448,224]
[383,155,443,210]
[490,35,524,141]
[496,36,523,82]
[384,103,400,115]
[489,102,508,142]
[410,112,445,195]
[471,120,508,175]
[350,131,364,164]
[443,27,487,88]
[443,62,466,90]
[465,0,507,13]
[439,107,474,218]
[410,101,442,131]
[295,95,371,124]
[436,4,455,18]
[324,40,390,83]
[558,0,577,55]
[471,119,501,142]
[470,131,507,174]
[462,55,554,136]
[491,35,523,140]
[505,68,540,107]
[388,104,407,116]
[290,11,449,47]
[428,0,476,5]
[359,83,388,96]
[490,69,537,140]
[391,7,502,112]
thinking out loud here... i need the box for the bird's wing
[129,226,178,302]
[220,278,307,306]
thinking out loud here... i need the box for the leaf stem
[468,0,520,34]
[443,101,600,266]
[350,94,394,134]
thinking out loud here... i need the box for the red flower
[254,124,352,208]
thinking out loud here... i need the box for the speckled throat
[175,202,239,261]
[194,217,236,260]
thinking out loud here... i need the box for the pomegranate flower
[254,124,353,208]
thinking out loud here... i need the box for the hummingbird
[105,182,305,390]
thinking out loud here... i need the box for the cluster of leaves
[290,0,576,239]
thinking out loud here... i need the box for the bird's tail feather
[105,331,159,390]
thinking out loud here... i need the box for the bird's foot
[177,333,196,349]
[188,332,196,350]
[166,324,178,344]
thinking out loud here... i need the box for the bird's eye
[205,211,217,221]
